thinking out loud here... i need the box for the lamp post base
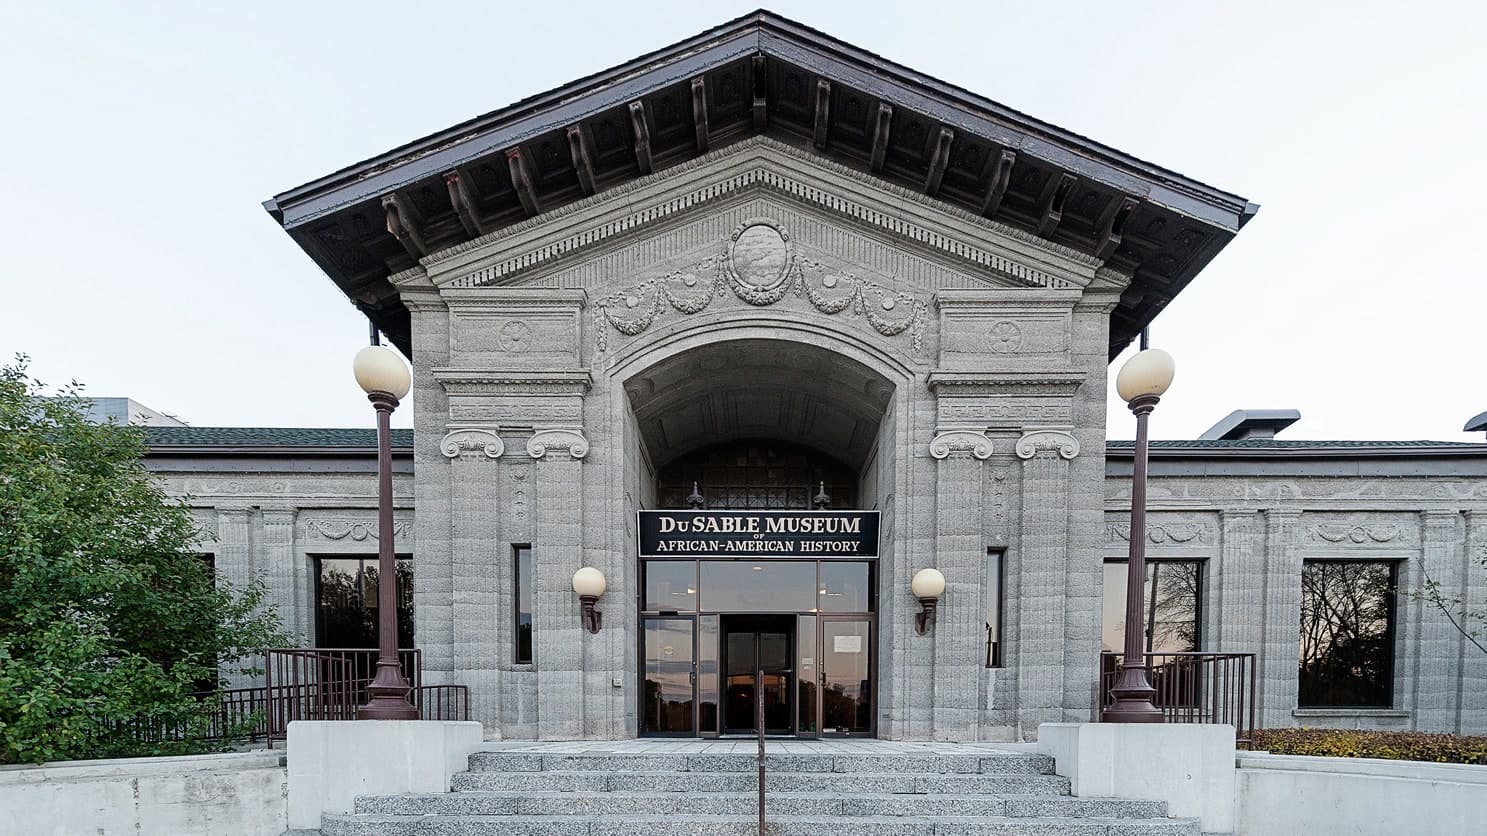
[1104,665,1163,723]
[357,659,419,720]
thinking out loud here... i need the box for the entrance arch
[617,335,900,739]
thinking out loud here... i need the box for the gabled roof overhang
[265,9,1256,359]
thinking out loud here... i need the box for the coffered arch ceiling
[626,339,892,472]
[265,11,1256,360]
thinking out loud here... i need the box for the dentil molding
[1015,428,1080,460]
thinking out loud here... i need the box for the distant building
[142,11,1485,741]
[77,397,187,427]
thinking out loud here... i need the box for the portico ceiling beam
[1038,172,1078,238]
[442,168,487,238]
[925,126,954,197]
[505,147,541,217]
[566,124,598,196]
[980,149,1016,217]
[752,54,768,132]
[380,192,427,259]
[1096,196,1141,261]
[869,103,892,173]
[690,76,710,153]
[629,100,654,175]
[813,79,831,151]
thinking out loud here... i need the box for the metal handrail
[1099,651,1257,746]
[756,668,767,836]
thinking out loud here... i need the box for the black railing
[1099,651,1257,746]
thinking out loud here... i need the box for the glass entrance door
[721,616,794,735]
[643,617,696,735]
[820,616,872,736]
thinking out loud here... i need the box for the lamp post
[1104,347,1175,723]
[353,344,419,720]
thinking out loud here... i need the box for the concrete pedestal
[1037,722,1236,833]
[286,720,483,830]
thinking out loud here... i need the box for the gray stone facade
[152,12,1482,743]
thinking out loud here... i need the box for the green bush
[1252,728,1487,765]
[0,357,287,764]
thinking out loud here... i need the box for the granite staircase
[316,745,1208,835]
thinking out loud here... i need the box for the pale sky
[2,1,1482,440]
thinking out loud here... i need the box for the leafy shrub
[0,357,286,763]
[1252,728,1487,765]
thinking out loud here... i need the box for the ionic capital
[526,427,589,460]
[928,427,993,460]
[439,426,505,460]
[1014,427,1080,460]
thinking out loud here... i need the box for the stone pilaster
[214,506,255,688]
[1216,510,1261,654]
[1462,512,1487,734]
[1014,428,1078,738]
[260,508,302,643]
[1259,509,1302,727]
[1416,511,1464,731]
[528,429,589,739]
[442,427,506,730]
[928,427,990,740]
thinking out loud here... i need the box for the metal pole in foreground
[353,344,418,720]
[1104,393,1163,722]
[757,669,766,836]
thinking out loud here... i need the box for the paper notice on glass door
[832,634,862,653]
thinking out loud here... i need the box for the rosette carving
[1014,428,1080,460]
[929,428,993,460]
[439,427,505,459]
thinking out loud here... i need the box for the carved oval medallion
[725,219,793,306]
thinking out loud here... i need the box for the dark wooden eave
[265,9,1257,359]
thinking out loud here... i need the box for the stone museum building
[141,11,1485,742]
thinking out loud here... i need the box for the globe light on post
[1105,347,1175,723]
[573,567,607,634]
[911,567,945,635]
[354,343,418,720]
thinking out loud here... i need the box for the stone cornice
[440,287,588,308]
[927,370,1086,396]
[432,369,592,395]
[425,137,1096,292]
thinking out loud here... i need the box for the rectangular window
[1101,559,1202,654]
[1299,560,1397,707]
[315,556,413,648]
[515,545,533,664]
[986,549,1003,667]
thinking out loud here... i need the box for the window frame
[985,548,1004,668]
[1297,558,1399,709]
[1101,557,1206,655]
[514,544,534,665]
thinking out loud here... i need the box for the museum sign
[638,510,880,558]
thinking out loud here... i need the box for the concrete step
[320,813,1202,836]
[354,790,1167,819]
[449,769,1072,795]
[468,751,1055,776]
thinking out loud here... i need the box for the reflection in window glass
[1101,560,1201,654]
[986,550,1003,667]
[700,561,816,612]
[515,546,533,664]
[643,618,695,734]
[818,562,871,612]
[644,560,698,612]
[1299,560,1396,707]
[316,556,413,648]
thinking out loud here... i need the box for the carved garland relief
[593,218,928,354]
[305,519,412,541]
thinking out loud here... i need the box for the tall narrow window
[986,549,1003,667]
[1299,560,1396,707]
[1101,559,1202,654]
[515,545,534,664]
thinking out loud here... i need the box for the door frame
[638,614,699,737]
[816,613,877,738]
[719,614,797,736]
